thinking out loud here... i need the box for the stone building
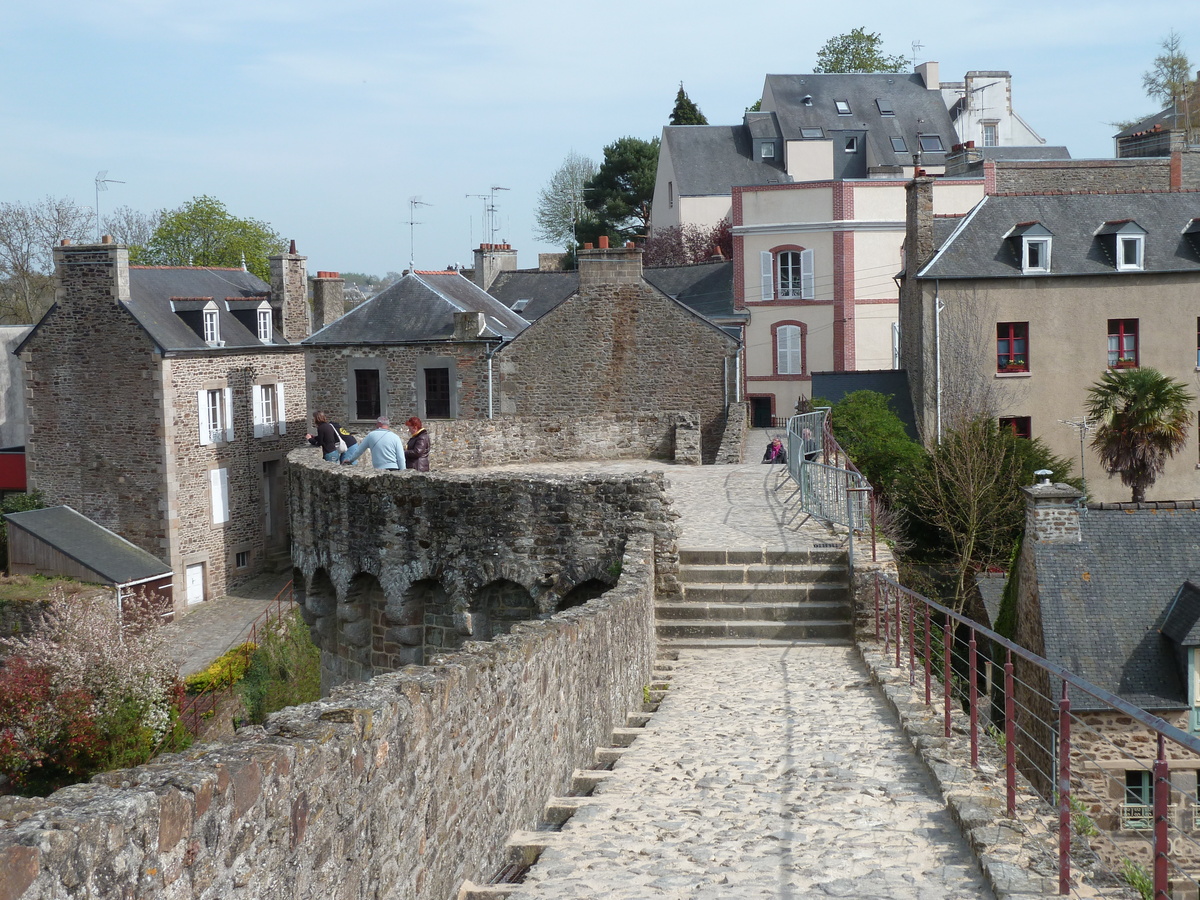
[1012,483,1200,883]
[899,178,1200,501]
[17,238,309,609]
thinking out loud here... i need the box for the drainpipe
[485,339,506,419]
[934,280,944,444]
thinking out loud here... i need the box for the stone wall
[24,244,170,565]
[287,449,680,688]
[992,158,1176,194]
[497,281,737,462]
[0,532,657,900]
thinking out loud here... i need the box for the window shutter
[223,387,235,442]
[210,468,229,524]
[252,385,265,438]
[760,251,774,302]
[800,249,815,299]
[777,326,802,375]
[276,382,286,434]
[198,390,211,446]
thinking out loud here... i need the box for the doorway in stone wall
[186,563,205,605]
[750,397,773,428]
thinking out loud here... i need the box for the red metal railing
[874,572,1200,898]
[177,580,296,736]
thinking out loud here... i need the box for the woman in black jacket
[404,416,431,471]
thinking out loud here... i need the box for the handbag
[336,434,348,454]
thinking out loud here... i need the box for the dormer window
[1097,220,1147,271]
[257,304,273,342]
[835,100,851,115]
[1008,222,1053,274]
[203,303,220,345]
[761,141,776,159]
[844,137,858,153]
[875,99,894,116]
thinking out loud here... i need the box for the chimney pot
[101,234,112,244]
[584,242,593,250]
[288,239,297,254]
[61,239,71,246]
[599,235,610,249]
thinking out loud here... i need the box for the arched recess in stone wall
[556,579,612,611]
[399,577,458,665]
[470,579,538,641]
[343,573,384,674]
[296,567,338,650]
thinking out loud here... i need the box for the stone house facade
[18,238,309,610]
[900,178,1200,501]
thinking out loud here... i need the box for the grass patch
[0,575,96,604]
[237,609,320,725]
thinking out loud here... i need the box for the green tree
[142,196,286,281]
[1143,29,1192,111]
[814,27,908,74]
[669,83,708,125]
[534,150,598,248]
[1084,366,1194,502]
[583,136,660,241]
[746,99,762,113]
[827,391,925,503]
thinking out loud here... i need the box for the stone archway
[556,578,612,611]
[470,579,538,641]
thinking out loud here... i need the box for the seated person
[762,437,787,464]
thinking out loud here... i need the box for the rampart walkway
[477,432,995,899]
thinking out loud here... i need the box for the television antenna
[407,197,432,270]
[94,171,125,242]
[910,40,924,68]
[488,185,509,241]
[1059,416,1094,486]
[465,193,488,246]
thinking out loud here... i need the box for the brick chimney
[578,240,643,290]
[312,271,345,332]
[269,240,308,342]
[904,176,935,274]
[472,243,518,291]
[1020,482,1084,543]
[52,238,130,309]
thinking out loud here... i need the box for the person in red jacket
[404,416,431,471]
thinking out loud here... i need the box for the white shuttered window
[210,468,229,524]
[776,325,803,375]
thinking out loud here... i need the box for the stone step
[655,618,853,642]
[658,636,854,649]
[680,582,848,604]
[656,600,850,622]
[678,563,847,585]
[679,547,846,567]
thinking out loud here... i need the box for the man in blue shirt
[341,417,407,470]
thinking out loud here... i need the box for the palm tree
[1084,367,1195,502]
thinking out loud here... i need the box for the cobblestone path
[513,645,993,900]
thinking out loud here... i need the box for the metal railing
[784,410,875,569]
[177,580,296,736]
[874,571,1200,897]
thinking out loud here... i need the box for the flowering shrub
[0,587,188,794]
[184,642,255,694]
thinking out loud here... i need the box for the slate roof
[762,73,957,168]
[124,266,285,352]
[971,146,1072,161]
[487,271,579,320]
[643,261,741,322]
[306,272,529,345]
[1161,582,1200,646]
[660,124,790,197]
[975,572,1007,630]
[1033,506,1200,710]
[809,370,918,440]
[3,505,171,584]
[919,192,1200,280]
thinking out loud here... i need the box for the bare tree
[101,205,162,261]
[937,287,1029,429]
[0,197,94,324]
[534,150,597,247]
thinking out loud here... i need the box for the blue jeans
[324,450,340,463]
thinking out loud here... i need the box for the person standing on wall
[341,417,407,470]
[405,416,431,471]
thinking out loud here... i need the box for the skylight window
[512,298,531,313]
[834,100,851,116]
[876,98,894,116]
[890,137,908,153]
[799,127,824,139]
[919,134,945,152]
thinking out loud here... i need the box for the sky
[2,1,1198,279]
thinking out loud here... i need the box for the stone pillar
[578,240,643,290]
[269,241,309,343]
[1020,482,1084,543]
[899,177,936,443]
[472,243,518,290]
[312,271,345,332]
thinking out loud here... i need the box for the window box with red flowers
[1111,357,1138,369]
[1000,359,1028,373]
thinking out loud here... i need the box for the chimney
[453,310,486,341]
[1020,482,1084,543]
[471,243,518,290]
[312,271,345,332]
[916,61,940,90]
[577,242,643,290]
[269,241,309,342]
[904,176,936,274]
[52,238,130,309]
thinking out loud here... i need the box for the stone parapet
[0,532,658,900]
